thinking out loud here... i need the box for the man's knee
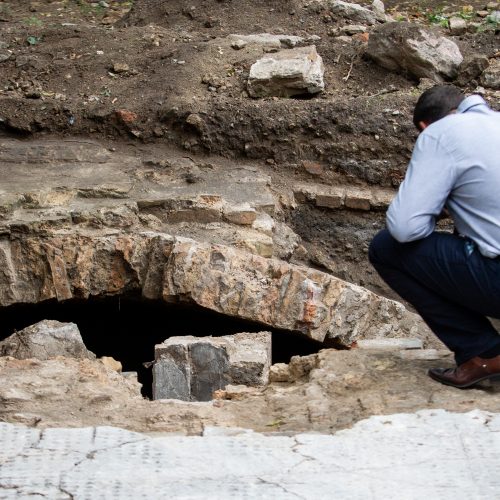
[368,229,396,266]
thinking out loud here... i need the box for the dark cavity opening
[0,294,324,398]
[290,92,318,100]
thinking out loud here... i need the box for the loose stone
[153,332,272,401]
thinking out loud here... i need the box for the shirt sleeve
[386,133,457,242]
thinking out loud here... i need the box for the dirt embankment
[0,1,498,184]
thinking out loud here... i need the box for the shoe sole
[428,371,500,389]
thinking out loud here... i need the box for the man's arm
[387,133,457,242]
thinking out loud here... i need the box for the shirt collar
[457,94,487,113]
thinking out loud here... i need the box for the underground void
[0,295,323,398]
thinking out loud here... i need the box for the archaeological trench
[0,0,499,434]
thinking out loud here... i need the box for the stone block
[269,363,291,382]
[315,189,345,209]
[356,338,424,350]
[223,204,257,225]
[288,353,320,380]
[367,22,463,81]
[215,384,262,401]
[481,59,500,90]
[339,25,368,35]
[248,46,324,98]
[456,54,489,86]
[153,332,272,401]
[449,17,467,36]
[252,213,275,236]
[372,0,386,19]
[153,340,191,400]
[237,235,274,258]
[99,356,122,372]
[228,34,305,50]
[329,0,377,25]
[272,222,300,260]
[0,320,95,360]
[371,189,394,210]
[344,189,371,210]
[398,349,452,360]
[294,183,342,206]
[302,160,324,176]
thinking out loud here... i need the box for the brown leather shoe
[428,354,500,388]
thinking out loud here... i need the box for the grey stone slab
[190,342,230,401]
[153,332,271,402]
[153,343,190,400]
[0,320,95,360]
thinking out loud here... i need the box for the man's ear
[418,121,429,131]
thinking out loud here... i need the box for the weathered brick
[345,189,371,210]
[315,188,345,209]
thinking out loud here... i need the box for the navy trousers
[369,229,500,365]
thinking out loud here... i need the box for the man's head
[413,85,465,132]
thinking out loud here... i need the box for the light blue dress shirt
[387,94,500,258]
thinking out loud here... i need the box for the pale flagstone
[0,410,499,499]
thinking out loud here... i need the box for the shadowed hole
[0,294,324,398]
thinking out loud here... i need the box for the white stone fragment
[449,16,467,35]
[252,213,276,236]
[223,203,257,225]
[228,33,305,49]
[372,0,385,14]
[329,0,377,25]
[356,338,424,350]
[398,349,453,360]
[248,45,325,98]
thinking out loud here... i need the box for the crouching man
[369,85,500,388]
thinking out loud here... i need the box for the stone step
[293,182,395,212]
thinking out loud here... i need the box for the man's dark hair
[413,85,465,130]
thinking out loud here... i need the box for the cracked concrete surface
[1,409,499,499]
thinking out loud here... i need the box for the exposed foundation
[0,295,323,397]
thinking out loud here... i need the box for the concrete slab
[0,410,499,499]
